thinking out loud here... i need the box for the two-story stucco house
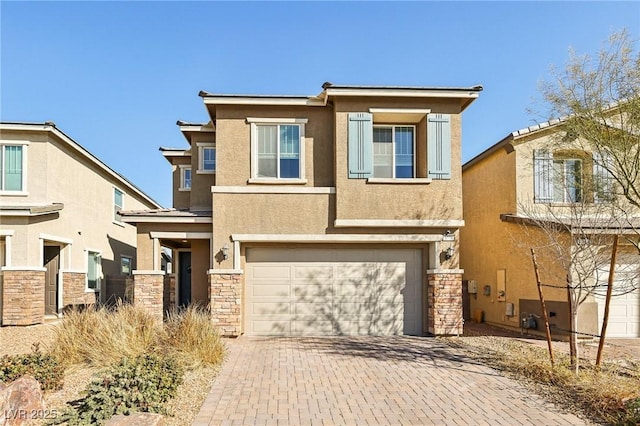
[122,82,483,336]
[461,120,640,338]
[0,122,161,326]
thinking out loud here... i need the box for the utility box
[505,302,515,317]
[467,280,477,294]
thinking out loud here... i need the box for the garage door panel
[250,265,291,280]
[252,302,290,316]
[251,283,290,297]
[596,264,640,338]
[246,248,422,336]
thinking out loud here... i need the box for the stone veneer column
[132,270,165,323]
[427,269,463,335]
[1,268,46,326]
[62,272,96,309]
[208,270,242,337]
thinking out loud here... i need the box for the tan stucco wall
[189,133,216,211]
[170,156,191,210]
[1,129,156,279]
[214,105,334,187]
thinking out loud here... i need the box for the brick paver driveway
[193,336,589,426]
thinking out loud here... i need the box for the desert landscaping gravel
[0,321,221,426]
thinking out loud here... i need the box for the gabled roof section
[0,122,162,209]
[463,118,566,172]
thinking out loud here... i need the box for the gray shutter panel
[533,149,553,203]
[348,113,373,178]
[593,151,614,203]
[427,114,451,179]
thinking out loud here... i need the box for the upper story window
[179,165,191,190]
[197,143,216,173]
[0,144,26,193]
[532,149,608,204]
[373,126,415,178]
[248,118,307,182]
[348,112,451,180]
[113,187,124,223]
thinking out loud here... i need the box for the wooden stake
[531,248,555,366]
[596,234,619,369]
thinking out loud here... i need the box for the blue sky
[1,1,639,208]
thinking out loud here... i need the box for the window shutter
[427,114,451,179]
[533,149,553,203]
[348,113,373,178]
[593,151,614,203]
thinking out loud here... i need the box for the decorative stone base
[427,271,463,335]
[208,271,242,336]
[132,271,164,323]
[1,269,46,326]
[163,274,176,313]
[62,272,97,310]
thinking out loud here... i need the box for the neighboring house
[0,122,161,326]
[460,120,640,338]
[121,82,483,336]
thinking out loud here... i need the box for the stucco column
[208,270,242,337]
[132,270,165,323]
[426,269,463,335]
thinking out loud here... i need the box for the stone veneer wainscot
[1,268,46,326]
[208,270,242,337]
[427,270,463,335]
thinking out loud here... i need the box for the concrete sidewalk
[193,336,590,425]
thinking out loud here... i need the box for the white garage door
[595,264,640,338]
[245,247,422,336]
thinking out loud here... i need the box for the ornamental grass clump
[163,305,226,368]
[50,303,161,367]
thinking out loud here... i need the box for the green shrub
[0,343,65,391]
[163,305,226,368]
[51,353,183,425]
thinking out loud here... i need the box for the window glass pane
[121,257,132,275]
[395,127,414,178]
[257,125,277,178]
[279,125,300,178]
[4,146,23,191]
[87,251,101,290]
[566,159,582,202]
[373,128,393,178]
[183,168,191,188]
[202,148,216,170]
[114,188,123,222]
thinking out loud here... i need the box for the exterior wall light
[221,245,229,260]
[444,246,454,260]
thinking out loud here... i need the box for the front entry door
[44,246,60,315]
[178,251,192,308]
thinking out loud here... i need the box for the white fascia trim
[367,178,432,184]
[369,108,431,115]
[246,117,309,124]
[121,216,212,224]
[132,270,166,275]
[204,97,324,107]
[1,266,47,272]
[326,88,481,99]
[247,178,308,185]
[334,219,465,228]
[39,233,73,245]
[0,230,15,236]
[426,269,465,274]
[231,234,441,243]
[212,186,335,194]
[207,269,244,275]
[150,231,213,239]
[161,151,191,158]
[179,124,215,133]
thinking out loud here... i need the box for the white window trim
[113,186,125,226]
[179,165,192,191]
[372,124,416,179]
[0,142,29,195]
[85,248,102,292]
[197,143,216,174]
[249,118,307,182]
